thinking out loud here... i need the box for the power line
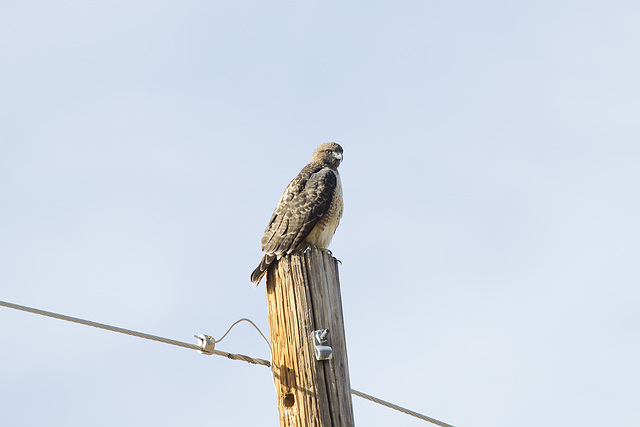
[351,389,455,427]
[1,299,455,426]
[0,299,270,367]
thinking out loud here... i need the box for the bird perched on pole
[251,142,344,285]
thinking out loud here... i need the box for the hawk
[251,142,344,285]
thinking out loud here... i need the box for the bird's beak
[333,152,343,161]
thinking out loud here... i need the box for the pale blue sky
[2,1,639,426]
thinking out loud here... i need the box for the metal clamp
[312,329,333,361]
[194,334,216,355]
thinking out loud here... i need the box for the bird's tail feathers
[250,253,277,286]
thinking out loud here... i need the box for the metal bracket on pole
[312,329,333,361]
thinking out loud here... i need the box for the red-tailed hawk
[251,142,344,285]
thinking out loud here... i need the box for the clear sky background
[1,1,639,426]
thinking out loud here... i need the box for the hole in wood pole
[283,393,295,408]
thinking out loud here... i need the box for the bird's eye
[325,149,332,154]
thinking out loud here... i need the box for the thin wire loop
[216,317,271,350]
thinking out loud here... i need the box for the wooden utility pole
[266,248,354,427]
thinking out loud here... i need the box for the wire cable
[351,388,455,427]
[0,300,270,367]
[1,299,454,426]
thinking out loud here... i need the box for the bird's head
[311,142,343,168]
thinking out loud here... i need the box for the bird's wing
[261,166,337,255]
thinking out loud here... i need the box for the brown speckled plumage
[251,143,344,285]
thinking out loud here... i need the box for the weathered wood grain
[266,249,354,427]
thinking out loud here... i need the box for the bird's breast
[303,171,343,249]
